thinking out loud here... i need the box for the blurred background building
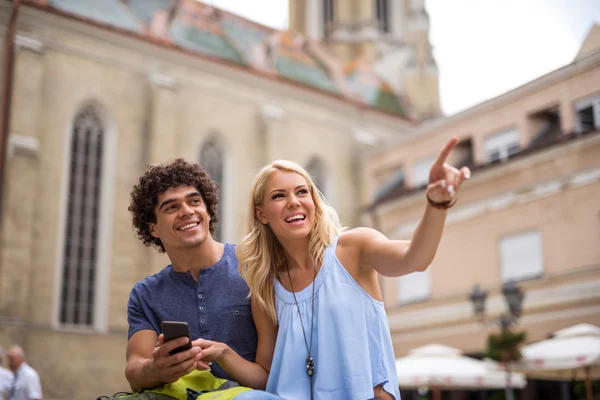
[0,0,597,399]
[366,23,600,399]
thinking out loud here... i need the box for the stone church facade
[0,1,421,398]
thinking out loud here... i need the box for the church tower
[289,0,442,119]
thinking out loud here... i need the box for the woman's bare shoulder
[338,227,380,247]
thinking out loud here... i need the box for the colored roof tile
[25,0,407,117]
[46,0,144,33]
[124,0,176,26]
[345,58,405,114]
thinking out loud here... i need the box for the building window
[376,0,391,33]
[413,156,435,188]
[499,231,543,282]
[484,128,520,162]
[575,94,600,133]
[60,105,104,326]
[374,167,405,203]
[452,138,474,167]
[199,135,225,241]
[305,157,327,197]
[322,0,335,38]
[397,269,431,304]
[527,107,561,148]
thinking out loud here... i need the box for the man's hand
[150,334,207,384]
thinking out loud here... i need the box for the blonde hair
[237,160,341,323]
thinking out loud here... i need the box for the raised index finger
[434,137,459,167]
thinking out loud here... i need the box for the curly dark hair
[128,158,219,253]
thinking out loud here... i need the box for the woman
[211,138,469,399]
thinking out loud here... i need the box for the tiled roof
[345,58,405,115]
[272,32,340,94]
[125,0,175,26]
[24,0,409,118]
[169,3,245,65]
[48,0,144,32]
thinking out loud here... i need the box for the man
[6,346,42,400]
[0,347,14,399]
[126,159,258,392]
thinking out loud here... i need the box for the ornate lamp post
[469,281,526,400]
[469,284,488,318]
[502,280,524,319]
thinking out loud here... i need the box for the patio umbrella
[517,323,600,400]
[396,344,527,400]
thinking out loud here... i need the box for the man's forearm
[216,345,269,389]
[126,357,164,392]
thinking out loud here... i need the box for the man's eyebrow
[158,192,202,211]
[185,191,202,199]
[158,198,176,211]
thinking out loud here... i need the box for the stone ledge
[260,103,286,122]
[387,278,600,331]
[15,33,44,53]
[148,71,178,89]
[8,134,39,159]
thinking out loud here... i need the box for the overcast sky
[202,0,600,116]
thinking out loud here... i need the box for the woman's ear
[254,206,268,225]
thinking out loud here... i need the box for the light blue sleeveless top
[265,236,401,400]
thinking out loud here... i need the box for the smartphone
[161,321,193,355]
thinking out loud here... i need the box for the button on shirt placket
[197,272,207,336]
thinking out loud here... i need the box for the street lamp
[469,280,526,400]
[502,280,524,319]
[469,284,488,319]
[469,280,525,330]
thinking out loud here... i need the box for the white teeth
[285,215,305,222]
[179,222,198,230]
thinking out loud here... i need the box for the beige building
[0,0,426,399]
[366,22,600,387]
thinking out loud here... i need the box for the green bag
[97,370,252,400]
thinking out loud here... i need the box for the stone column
[517,115,531,148]
[560,99,577,134]
[305,0,320,40]
[258,103,287,164]
[146,72,179,275]
[0,34,45,331]
[148,72,180,163]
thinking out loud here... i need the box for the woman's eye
[298,189,308,195]
[272,193,284,200]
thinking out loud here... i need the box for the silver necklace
[285,263,316,400]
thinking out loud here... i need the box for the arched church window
[199,135,224,241]
[323,0,335,38]
[376,0,391,33]
[60,105,104,326]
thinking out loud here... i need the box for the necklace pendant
[306,357,315,377]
